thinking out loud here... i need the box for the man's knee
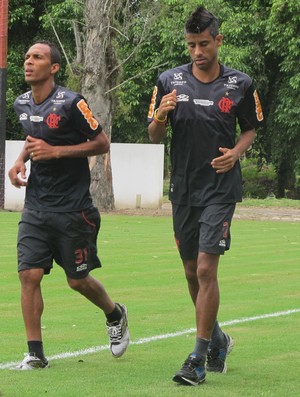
[196,252,219,281]
[183,259,197,282]
[19,268,44,285]
[67,276,90,293]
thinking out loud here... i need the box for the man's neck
[31,81,56,104]
[192,62,220,83]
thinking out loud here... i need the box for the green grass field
[0,210,299,397]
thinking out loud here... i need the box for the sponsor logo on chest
[19,113,28,121]
[30,115,44,122]
[171,72,187,86]
[177,94,189,102]
[224,75,239,90]
[193,99,214,106]
[51,91,66,104]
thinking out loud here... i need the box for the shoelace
[107,322,122,341]
[183,357,203,370]
[20,354,47,368]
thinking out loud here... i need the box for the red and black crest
[218,97,234,114]
[46,113,61,129]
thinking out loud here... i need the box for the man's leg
[19,268,44,342]
[182,259,198,304]
[173,254,217,385]
[181,253,220,358]
[181,254,233,371]
[183,258,223,342]
[195,252,220,340]
[67,274,115,313]
[173,253,228,385]
[67,274,130,358]
[16,268,49,369]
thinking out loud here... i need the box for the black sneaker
[206,333,234,373]
[172,353,206,386]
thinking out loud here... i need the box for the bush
[241,158,277,199]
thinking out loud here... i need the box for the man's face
[185,28,222,72]
[24,43,58,85]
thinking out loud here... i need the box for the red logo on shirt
[218,97,234,114]
[46,113,61,128]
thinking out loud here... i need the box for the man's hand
[211,147,240,174]
[156,89,177,120]
[26,136,58,161]
[8,160,28,188]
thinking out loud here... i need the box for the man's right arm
[148,89,177,144]
[148,117,168,144]
[8,143,30,188]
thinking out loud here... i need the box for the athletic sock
[28,340,47,361]
[105,303,122,323]
[211,320,227,348]
[192,337,210,359]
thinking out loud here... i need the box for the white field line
[1,308,299,370]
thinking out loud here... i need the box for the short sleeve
[71,96,103,138]
[237,84,264,132]
[147,79,167,124]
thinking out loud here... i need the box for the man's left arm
[26,96,110,161]
[211,129,256,174]
[25,131,109,161]
[212,81,263,174]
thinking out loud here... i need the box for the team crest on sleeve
[77,99,99,130]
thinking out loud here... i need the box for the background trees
[6,0,300,204]
[264,1,300,198]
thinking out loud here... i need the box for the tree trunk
[81,0,121,211]
[277,161,296,199]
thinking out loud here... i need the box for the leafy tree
[7,0,77,138]
[6,0,300,201]
[264,0,300,197]
[80,0,132,210]
[7,0,44,139]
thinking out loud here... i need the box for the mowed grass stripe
[0,211,299,397]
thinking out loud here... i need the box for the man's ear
[216,34,223,47]
[51,63,60,75]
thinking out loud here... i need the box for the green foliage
[264,0,300,197]
[5,0,300,198]
[6,0,78,139]
[241,157,277,199]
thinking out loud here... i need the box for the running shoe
[206,333,234,373]
[14,353,49,370]
[172,353,206,386]
[106,303,130,357]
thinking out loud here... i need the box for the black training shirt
[148,64,263,206]
[14,85,103,212]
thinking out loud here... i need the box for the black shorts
[17,207,101,279]
[172,203,236,260]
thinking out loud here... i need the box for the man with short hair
[148,6,263,386]
[9,41,129,369]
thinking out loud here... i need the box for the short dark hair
[32,40,61,64]
[185,6,219,37]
